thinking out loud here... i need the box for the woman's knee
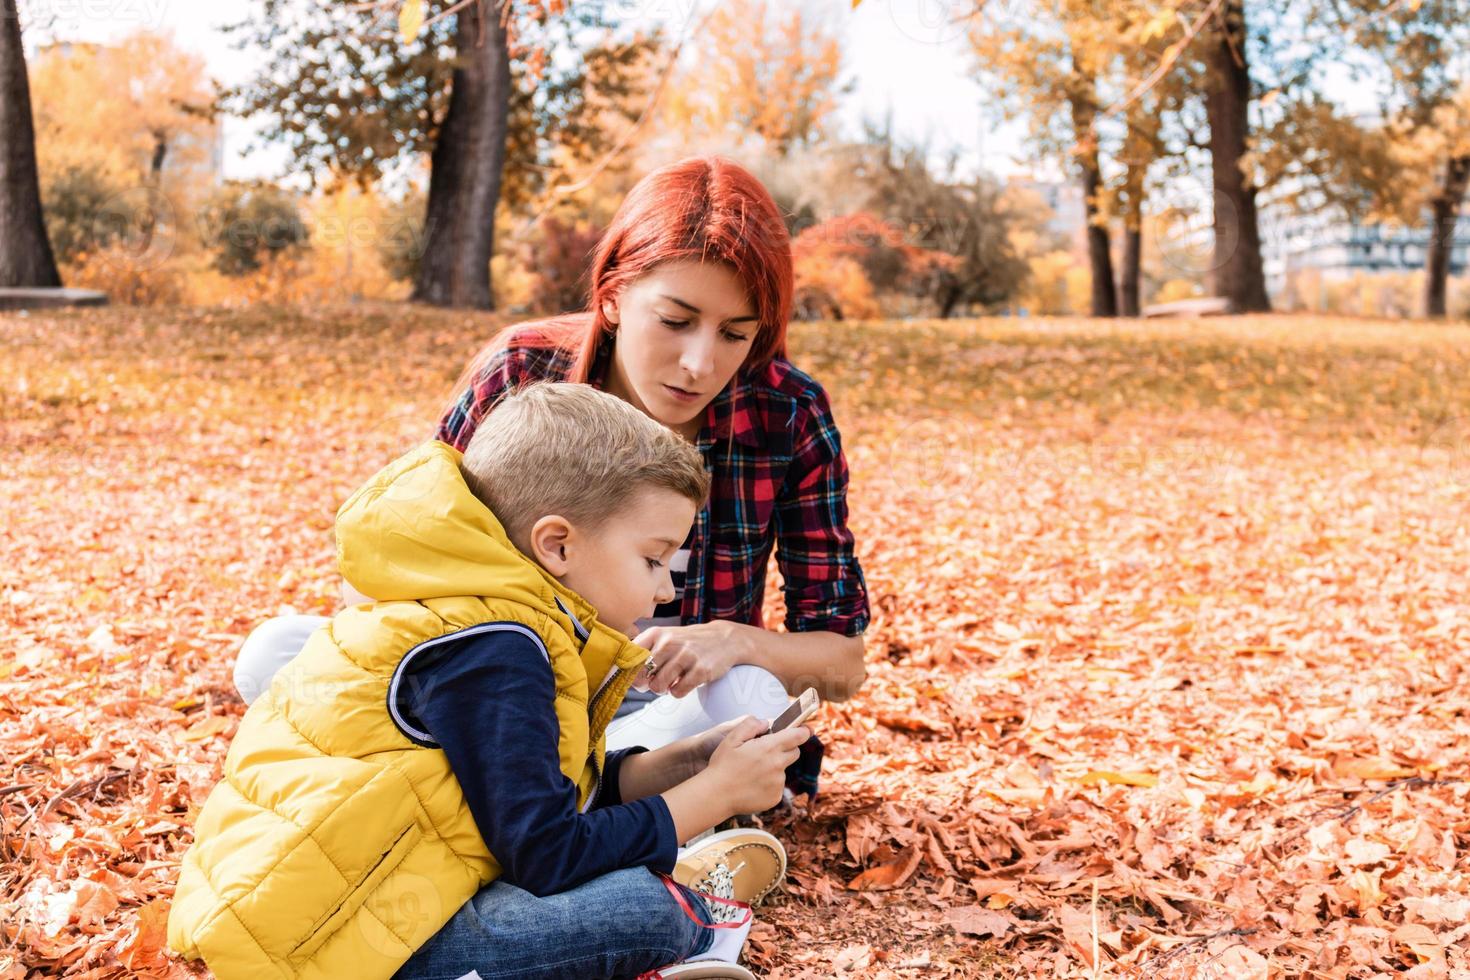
[702,665,790,724]
[233,615,326,705]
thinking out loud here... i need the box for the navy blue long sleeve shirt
[395,627,678,897]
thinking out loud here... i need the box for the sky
[24,0,1030,183]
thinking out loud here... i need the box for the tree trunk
[1118,128,1146,317]
[938,281,961,319]
[411,0,511,309]
[1082,175,1117,317]
[1070,92,1116,318]
[1423,155,1469,319]
[1120,225,1142,316]
[1203,0,1271,313]
[0,0,61,288]
[150,132,168,178]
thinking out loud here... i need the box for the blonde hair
[459,382,710,546]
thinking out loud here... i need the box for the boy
[167,383,809,980]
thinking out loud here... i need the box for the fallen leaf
[1074,770,1159,788]
[116,898,169,969]
[1333,756,1416,780]
[944,905,1014,939]
[1392,923,1444,964]
[1056,903,1099,968]
[180,714,231,742]
[1344,837,1392,867]
[847,844,921,891]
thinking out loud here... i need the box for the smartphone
[767,688,820,736]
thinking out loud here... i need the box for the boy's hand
[683,716,749,776]
[702,715,808,815]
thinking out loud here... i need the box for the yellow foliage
[658,0,844,157]
[793,253,880,321]
[30,31,215,192]
[1013,250,1096,317]
[63,183,423,307]
[490,255,537,312]
[1064,265,1093,315]
[60,247,187,307]
[1017,250,1080,315]
[1152,278,1202,306]
[1280,268,1470,320]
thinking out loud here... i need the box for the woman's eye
[658,317,689,329]
[722,331,750,343]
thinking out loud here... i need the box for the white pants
[233,615,791,752]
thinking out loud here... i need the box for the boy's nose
[653,571,676,605]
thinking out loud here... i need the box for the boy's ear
[528,515,574,575]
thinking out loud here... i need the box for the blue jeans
[393,867,716,980]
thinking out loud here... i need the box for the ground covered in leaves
[2,307,1468,978]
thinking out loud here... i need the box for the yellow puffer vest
[167,441,650,979]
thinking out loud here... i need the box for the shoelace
[692,860,748,924]
[637,873,753,980]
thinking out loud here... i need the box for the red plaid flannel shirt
[437,330,869,638]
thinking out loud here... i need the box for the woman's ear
[528,515,574,575]
[600,294,620,326]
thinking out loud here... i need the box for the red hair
[455,156,793,392]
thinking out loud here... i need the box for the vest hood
[335,440,603,632]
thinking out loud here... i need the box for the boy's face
[528,486,698,638]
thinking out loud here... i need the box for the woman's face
[601,260,758,439]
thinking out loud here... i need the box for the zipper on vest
[581,753,601,814]
[588,663,620,715]
[579,662,627,813]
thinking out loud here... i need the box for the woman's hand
[631,620,756,698]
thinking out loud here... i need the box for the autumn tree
[659,0,845,158]
[224,0,659,309]
[0,0,61,288]
[1311,98,1470,319]
[1344,0,1470,318]
[50,33,212,180]
[30,32,214,183]
[1105,5,1197,315]
[793,132,1034,314]
[1147,0,1413,314]
[1198,0,1272,311]
[971,0,1357,314]
[29,32,216,266]
[1224,0,1470,318]
[1415,103,1470,319]
[969,0,1118,316]
[1114,104,1162,315]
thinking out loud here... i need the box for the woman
[234,155,869,799]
